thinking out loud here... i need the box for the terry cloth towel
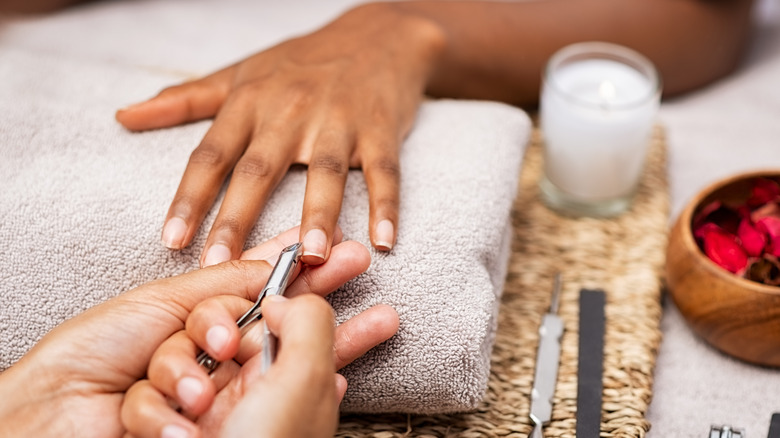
[0,46,529,414]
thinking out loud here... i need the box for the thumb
[116,66,234,131]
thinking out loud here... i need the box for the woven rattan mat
[337,126,669,437]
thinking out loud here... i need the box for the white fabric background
[1,0,780,433]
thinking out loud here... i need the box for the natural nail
[161,217,188,249]
[176,377,203,411]
[302,229,327,260]
[375,219,395,250]
[206,325,230,356]
[161,424,191,438]
[202,243,232,267]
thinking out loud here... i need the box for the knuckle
[310,154,348,176]
[285,80,316,106]
[169,193,198,215]
[188,143,228,168]
[156,84,183,98]
[371,196,399,213]
[212,216,244,236]
[221,259,249,275]
[232,154,273,179]
[367,156,401,180]
[368,103,393,125]
[333,329,353,367]
[232,81,266,98]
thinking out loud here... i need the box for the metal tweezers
[196,242,303,374]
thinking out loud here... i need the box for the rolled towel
[0,47,530,413]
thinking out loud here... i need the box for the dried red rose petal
[737,218,767,257]
[756,216,780,257]
[750,201,780,223]
[693,200,723,229]
[697,224,749,274]
[694,201,742,234]
[747,177,780,207]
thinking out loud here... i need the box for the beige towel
[0,2,530,413]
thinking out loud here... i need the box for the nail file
[769,413,780,438]
[577,288,606,438]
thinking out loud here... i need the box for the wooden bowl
[666,170,780,367]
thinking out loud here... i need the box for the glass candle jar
[539,42,661,217]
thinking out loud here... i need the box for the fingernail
[375,219,395,250]
[206,325,230,355]
[161,217,187,249]
[162,424,191,438]
[176,377,203,410]
[302,229,327,261]
[264,295,288,303]
[118,101,144,112]
[203,243,232,267]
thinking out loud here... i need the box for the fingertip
[115,99,157,131]
[332,225,344,245]
[204,324,232,359]
[122,380,200,438]
[161,423,198,438]
[201,243,233,268]
[372,219,395,251]
[162,217,189,250]
[369,304,401,338]
[341,240,372,273]
[301,228,328,264]
[176,376,208,414]
[335,373,348,404]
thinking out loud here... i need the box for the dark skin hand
[5,0,754,265]
[114,0,754,268]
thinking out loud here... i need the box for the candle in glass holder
[539,42,661,217]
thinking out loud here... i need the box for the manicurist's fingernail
[375,219,395,251]
[161,217,188,249]
[302,229,327,261]
[206,325,230,356]
[161,424,191,438]
[176,377,203,411]
[202,243,231,267]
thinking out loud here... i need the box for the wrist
[0,362,65,435]
[336,2,448,83]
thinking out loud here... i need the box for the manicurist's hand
[121,293,398,438]
[116,4,446,267]
[0,228,398,438]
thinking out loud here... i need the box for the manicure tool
[529,273,564,438]
[770,413,780,438]
[196,242,303,374]
[577,289,606,438]
[709,425,746,438]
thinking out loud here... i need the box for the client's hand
[0,228,398,438]
[115,4,445,267]
[121,293,396,438]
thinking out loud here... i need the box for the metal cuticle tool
[196,242,303,374]
[529,273,564,438]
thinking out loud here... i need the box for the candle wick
[598,80,617,103]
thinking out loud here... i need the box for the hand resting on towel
[113,0,754,269]
[0,229,398,438]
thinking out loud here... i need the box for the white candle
[540,42,661,216]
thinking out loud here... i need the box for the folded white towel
[0,7,530,413]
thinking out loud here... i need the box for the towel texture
[0,2,530,413]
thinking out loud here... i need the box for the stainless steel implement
[529,273,564,438]
[196,242,303,374]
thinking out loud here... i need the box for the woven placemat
[337,126,669,437]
